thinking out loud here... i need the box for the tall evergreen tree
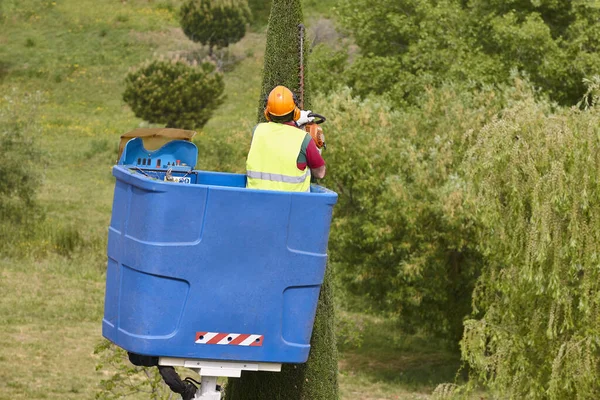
[224,1,339,399]
[254,0,310,121]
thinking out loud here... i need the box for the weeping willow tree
[224,1,338,399]
[456,79,600,399]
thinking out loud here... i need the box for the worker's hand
[296,110,314,127]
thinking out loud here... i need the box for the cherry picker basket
[103,133,337,364]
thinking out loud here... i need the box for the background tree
[179,0,251,57]
[458,78,600,399]
[317,83,509,344]
[334,0,600,106]
[122,58,225,130]
[224,0,339,399]
[318,0,600,351]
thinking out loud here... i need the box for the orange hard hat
[264,85,300,121]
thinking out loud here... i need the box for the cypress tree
[224,268,338,400]
[224,1,339,398]
[255,0,310,121]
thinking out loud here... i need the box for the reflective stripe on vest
[246,122,311,192]
[247,169,309,184]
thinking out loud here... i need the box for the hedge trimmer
[298,23,327,150]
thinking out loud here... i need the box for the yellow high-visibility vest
[246,122,311,192]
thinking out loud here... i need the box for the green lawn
[0,1,466,398]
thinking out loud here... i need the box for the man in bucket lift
[126,85,324,400]
[246,85,326,191]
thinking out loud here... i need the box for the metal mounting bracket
[159,357,282,399]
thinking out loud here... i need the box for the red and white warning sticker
[195,332,264,347]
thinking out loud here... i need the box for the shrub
[179,0,251,56]
[123,58,225,130]
[316,84,510,345]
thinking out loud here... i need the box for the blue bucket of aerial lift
[102,138,337,364]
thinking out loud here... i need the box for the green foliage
[123,58,225,129]
[0,89,42,218]
[339,312,467,394]
[194,131,248,172]
[257,0,309,121]
[335,0,600,106]
[577,75,600,110]
[179,0,251,53]
[335,0,480,104]
[0,89,44,255]
[52,225,84,257]
[83,138,120,164]
[335,311,365,350]
[94,340,169,400]
[317,83,512,343]
[307,43,348,97]
[458,80,600,399]
[247,0,271,27]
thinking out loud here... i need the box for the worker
[246,85,326,192]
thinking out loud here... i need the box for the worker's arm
[311,164,326,179]
[305,139,326,179]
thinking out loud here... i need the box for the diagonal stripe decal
[207,333,229,344]
[240,334,261,346]
[228,334,250,345]
[195,331,264,346]
[217,333,239,345]
[195,332,219,344]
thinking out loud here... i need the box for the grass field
[0,1,466,398]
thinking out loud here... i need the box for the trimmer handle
[308,112,326,124]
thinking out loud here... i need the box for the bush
[179,0,251,55]
[123,58,225,130]
[316,85,509,344]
